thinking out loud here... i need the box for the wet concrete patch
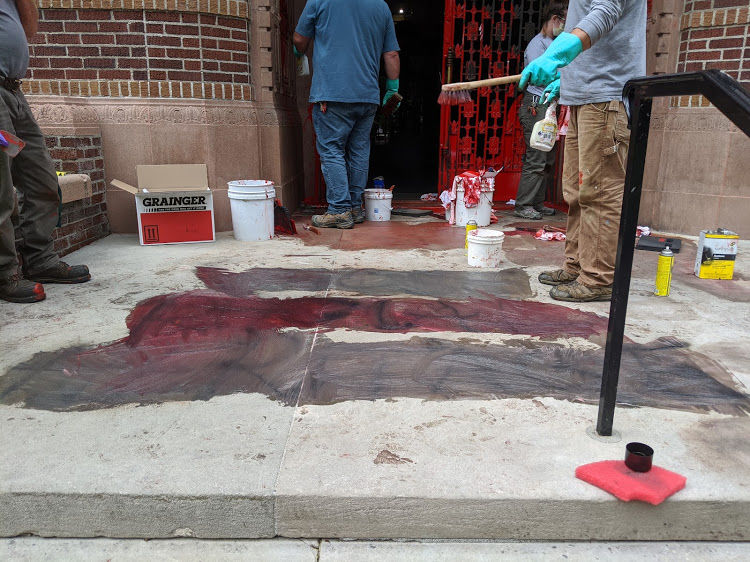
[301,336,749,415]
[197,267,534,300]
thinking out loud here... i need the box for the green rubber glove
[542,77,561,104]
[293,46,303,59]
[382,78,400,108]
[519,32,583,90]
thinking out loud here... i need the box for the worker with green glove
[520,0,646,303]
[514,1,568,221]
[294,0,400,229]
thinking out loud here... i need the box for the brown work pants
[562,101,629,288]
[0,87,60,280]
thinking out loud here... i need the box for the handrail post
[596,92,652,436]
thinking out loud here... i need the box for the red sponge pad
[576,460,687,505]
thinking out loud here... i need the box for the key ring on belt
[1,77,22,92]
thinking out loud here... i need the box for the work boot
[0,274,46,303]
[533,204,556,216]
[513,206,542,220]
[311,210,354,229]
[550,280,612,302]
[538,268,579,286]
[26,261,91,284]
[351,207,365,224]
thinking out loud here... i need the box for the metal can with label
[465,220,478,250]
[654,245,674,296]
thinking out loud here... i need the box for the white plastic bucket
[228,180,276,241]
[447,183,495,227]
[467,229,505,268]
[364,188,393,221]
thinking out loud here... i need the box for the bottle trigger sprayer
[530,101,558,152]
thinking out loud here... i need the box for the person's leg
[313,102,355,226]
[514,93,546,219]
[550,100,628,302]
[345,103,377,222]
[9,91,61,273]
[539,105,580,287]
[0,90,20,280]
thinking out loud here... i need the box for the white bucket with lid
[447,182,495,227]
[364,188,393,221]
[467,229,505,268]
[228,180,275,241]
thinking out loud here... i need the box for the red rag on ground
[575,460,686,505]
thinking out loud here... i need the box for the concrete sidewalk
[1,212,748,540]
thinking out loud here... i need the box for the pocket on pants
[602,101,629,169]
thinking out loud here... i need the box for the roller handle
[441,74,522,92]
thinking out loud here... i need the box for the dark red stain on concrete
[1,290,747,414]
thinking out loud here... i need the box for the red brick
[147,47,166,57]
[101,46,130,56]
[166,48,201,59]
[147,23,164,33]
[47,33,81,45]
[202,26,231,38]
[32,45,66,56]
[713,0,748,8]
[128,22,145,33]
[167,71,202,81]
[30,69,58,79]
[202,61,218,71]
[687,50,721,61]
[231,30,247,41]
[117,58,148,69]
[185,60,201,70]
[689,28,724,39]
[199,14,217,25]
[30,57,50,68]
[709,38,744,49]
[724,26,747,37]
[99,22,129,33]
[86,58,116,69]
[705,60,741,71]
[50,57,82,68]
[114,11,143,20]
[182,14,198,24]
[200,38,217,49]
[218,40,246,51]
[165,24,199,35]
[146,12,181,22]
[38,21,64,33]
[67,46,101,56]
[77,10,113,21]
[65,22,98,33]
[150,59,183,69]
[231,52,248,63]
[203,72,233,82]
[117,35,146,45]
[220,62,247,73]
[217,17,247,29]
[131,47,146,57]
[80,34,114,44]
[688,40,707,50]
[98,69,131,79]
[149,70,167,80]
[722,49,743,59]
[148,36,180,46]
[44,9,78,20]
[65,69,98,79]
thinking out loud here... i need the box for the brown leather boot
[26,261,91,284]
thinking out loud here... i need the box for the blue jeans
[313,102,377,214]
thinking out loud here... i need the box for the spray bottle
[654,245,674,296]
[530,101,558,152]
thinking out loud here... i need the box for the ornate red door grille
[439,0,544,201]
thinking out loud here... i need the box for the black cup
[625,442,654,472]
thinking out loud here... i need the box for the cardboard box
[694,228,739,280]
[112,164,215,245]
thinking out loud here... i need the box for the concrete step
[2,538,749,561]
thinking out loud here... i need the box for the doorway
[369,1,444,200]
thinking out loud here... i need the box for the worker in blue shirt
[294,0,400,229]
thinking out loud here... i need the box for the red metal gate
[439,0,544,201]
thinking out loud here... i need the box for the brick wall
[24,0,252,101]
[48,135,109,256]
[676,1,750,106]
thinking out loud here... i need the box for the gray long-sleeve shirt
[560,0,646,106]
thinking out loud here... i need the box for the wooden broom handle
[441,74,522,92]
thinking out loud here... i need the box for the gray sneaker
[311,210,354,229]
[550,280,612,302]
[538,269,579,286]
[513,206,542,220]
[533,204,556,216]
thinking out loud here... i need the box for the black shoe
[0,274,46,303]
[351,207,365,224]
[26,261,91,284]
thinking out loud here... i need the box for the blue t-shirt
[296,0,400,104]
[0,0,29,79]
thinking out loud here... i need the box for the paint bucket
[467,229,504,267]
[364,188,393,221]
[448,183,495,227]
[227,180,275,241]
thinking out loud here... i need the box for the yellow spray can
[465,220,478,250]
[654,245,674,296]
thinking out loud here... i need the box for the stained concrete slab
[319,540,750,561]
[0,538,318,561]
[1,222,749,540]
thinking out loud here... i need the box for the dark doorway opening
[369,1,444,200]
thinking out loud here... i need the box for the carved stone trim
[38,0,249,19]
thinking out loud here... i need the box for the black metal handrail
[597,70,750,436]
